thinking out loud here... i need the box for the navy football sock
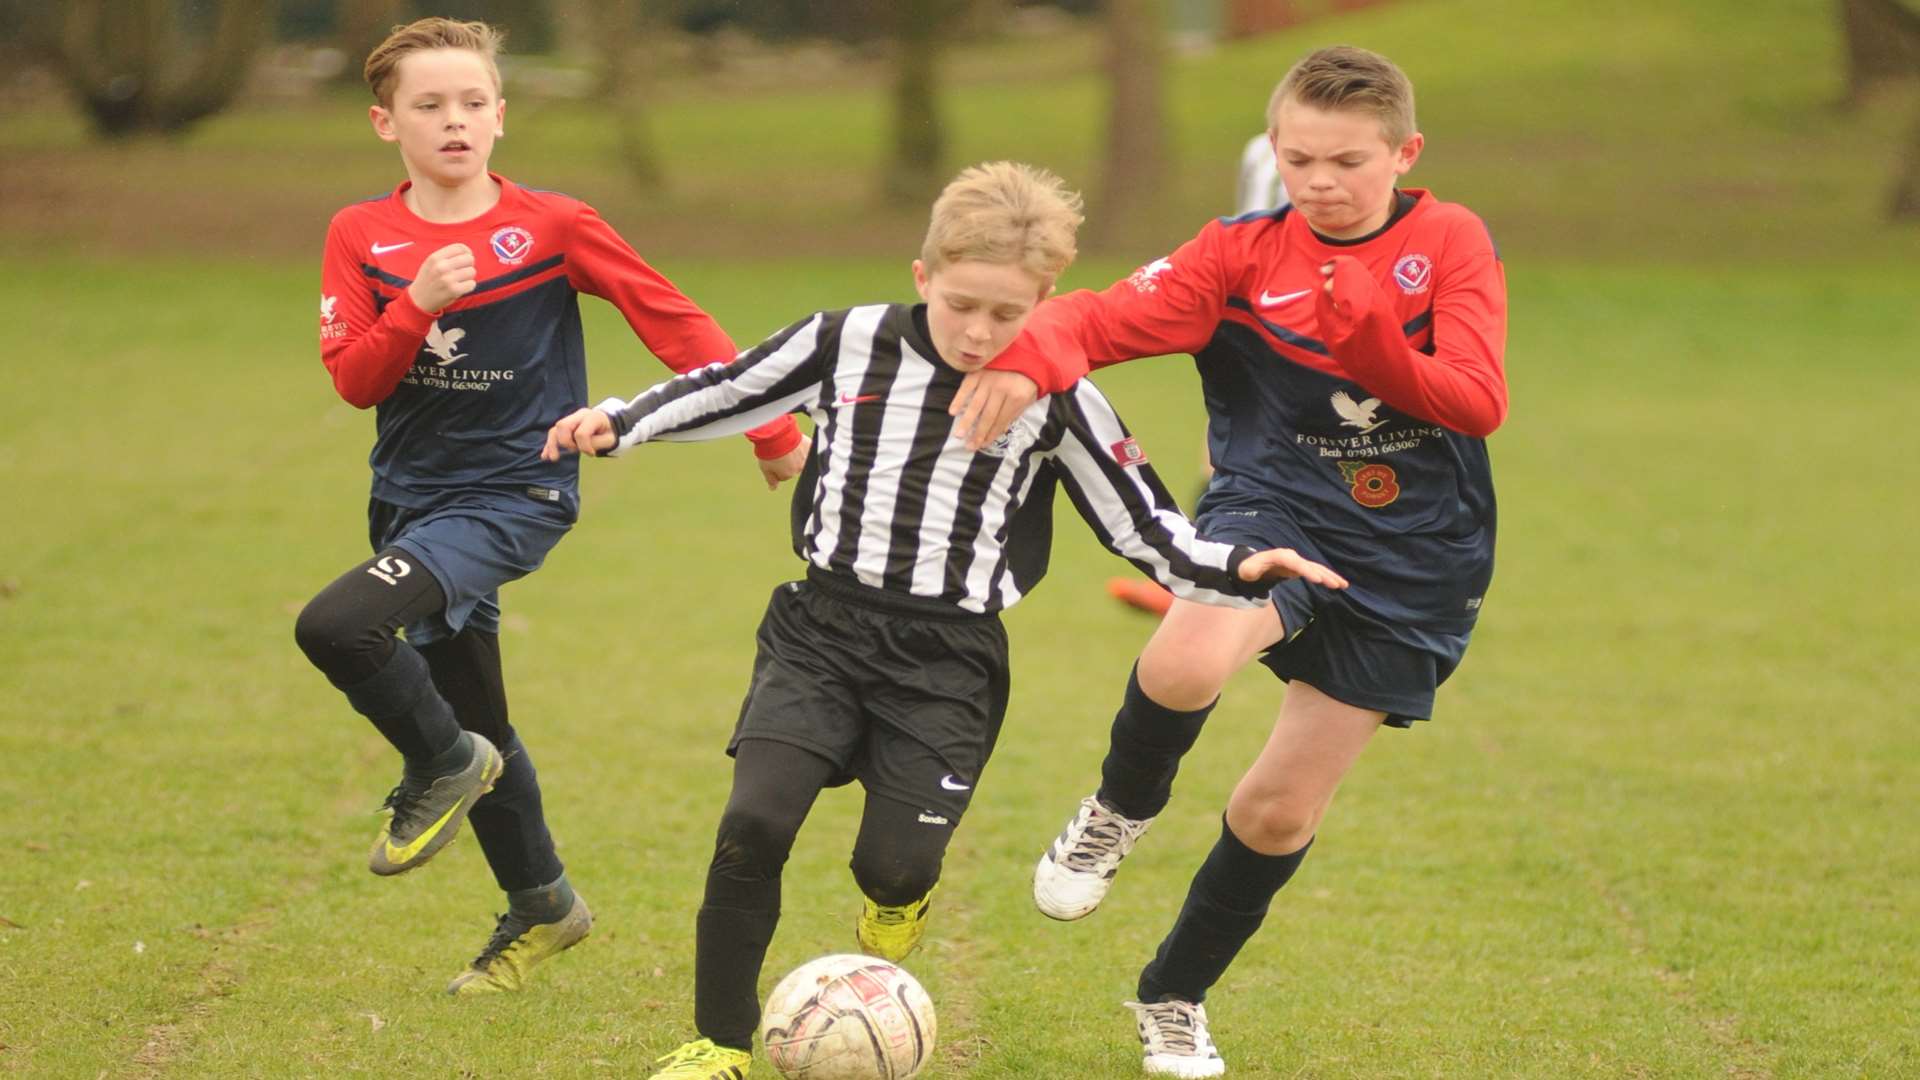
[337,643,463,766]
[1097,663,1215,819]
[1137,816,1311,1004]
[469,734,563,893]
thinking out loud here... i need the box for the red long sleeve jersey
[318,175,800,508]
[992,190,1508,628]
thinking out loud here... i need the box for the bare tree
[334,0,407,85]
[881,0,964,206]
[37,0,271,138]
[1094,0,1170,250]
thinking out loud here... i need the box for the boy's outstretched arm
[956,223,1236,447]
[554,311,830,462]
[1044,380,1345,603]
[565,205,804,464]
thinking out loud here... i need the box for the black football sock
[1097,663,1216,820]
[469,734,563,893]
[695,873,781,1051]
[1137,816,1312,1004]
[337,643,464,767]
[506,870,576,924]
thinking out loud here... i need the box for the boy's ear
[495,97,507,137]
[1393,131,1424,176]
[369,104,398,144]
[912,259,931,301]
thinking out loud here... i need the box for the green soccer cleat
[648,1038,752,1080]
[445,892,593,995]
[855,886,934,963]
[368,730,503,876]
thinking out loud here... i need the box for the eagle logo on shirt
[424,320,468,365]
[1127,256,1174,294]
[1330,390,1387,433]
[319,295,338,324]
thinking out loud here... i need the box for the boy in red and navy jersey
[954,46,1506,1076]
[296,17,804,998]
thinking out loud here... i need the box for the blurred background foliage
[0,0,1915,266]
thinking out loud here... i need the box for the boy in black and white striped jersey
[542,162,1345,1080]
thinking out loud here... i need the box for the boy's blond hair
[921,162,1085,286]
[364,17,506,108]
[1266,46,1416,147]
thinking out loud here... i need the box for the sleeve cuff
[385,289,437,336]
[746,416,803,460]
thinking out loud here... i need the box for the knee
[294,593,382,675]
[711,804,801,879]
[1136,645,1236,710]
[849,847,940,906]
[1226,792,1322,854]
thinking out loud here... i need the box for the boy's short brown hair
[921,162,1085,286]
[1267,45,1416,146]
[364,17,506,107]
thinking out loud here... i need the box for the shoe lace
[1061,803,1138,872]
[377,777,431,831]
[1133,1000,1213,1057]
[867,896,928,926]
[470,911,534,969]
[656,1038,729,1068]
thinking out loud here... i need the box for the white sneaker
[1126,998,1226,1078]
[1032,794,1154,920]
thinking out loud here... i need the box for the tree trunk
[881,0,955,206]
[1837,0,1920,106]
[334,0,407,87]
[1094,0,1169,250]
[1891,108,1920,219]
[46,0,268,138]
[591,0,667,191]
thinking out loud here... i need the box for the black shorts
[727,569,1011,823]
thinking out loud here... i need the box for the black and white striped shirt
[600,303,1267,615]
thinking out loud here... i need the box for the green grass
[1,252,1916,1077]
[3,0,1919,1074]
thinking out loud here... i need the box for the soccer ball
[759,953,937,1080]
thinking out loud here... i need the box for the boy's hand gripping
[1238,548,1348,590]
[948,370,1039,450]
[542,408,617,461]
[407,243,479,313]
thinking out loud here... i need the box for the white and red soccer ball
[759,954,937,1080]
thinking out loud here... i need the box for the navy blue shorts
[369,487,575,645]
[1194,495,1470,728]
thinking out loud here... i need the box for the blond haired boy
[955,47,1508,1077]
[544,161,1348,1080]
[296,17,804,998]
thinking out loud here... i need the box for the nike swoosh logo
[833,392,881,408]
[1258,288,1312,307]
[371,241,414,255]
[381,800,464,866]
[939,774,971,791]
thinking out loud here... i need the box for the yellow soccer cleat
[855,887,934,963]
[648,1038,752,1080]
[368,730,503,876]
[446,892,593,995]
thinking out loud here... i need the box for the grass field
[3,0,1919,1076]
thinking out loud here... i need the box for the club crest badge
[1392,253,1432,295]
[1109,436,1148,467]
[491,226,534,265]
